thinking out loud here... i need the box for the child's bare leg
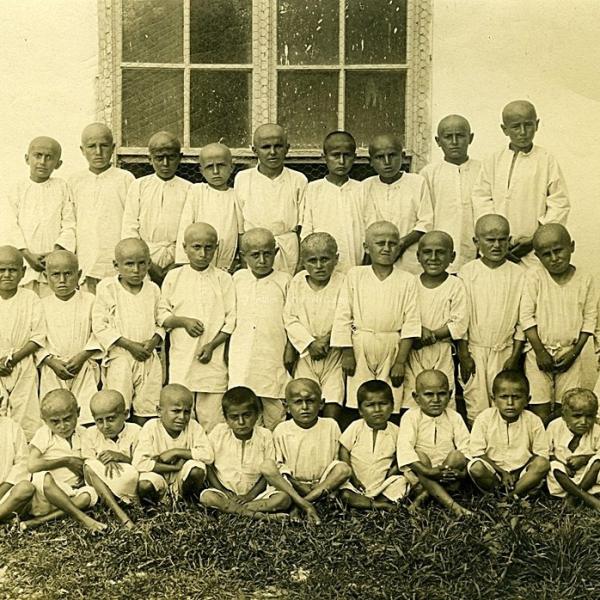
[322,403,342,424]
[513,457,550,497]
[340,490,394,510]
[304,463,352,503]
[527,403,551,425]
[443,450,468,475]
[0,482,35,521]
[84,466,135,529]
[555,469,600,512]
[181,467,206,501]
[244,491,291,514]
[579,459,600,491]
[417,474,471,516]
[138,480,161,506]
[468,460,500,493]
[20,495,90,531]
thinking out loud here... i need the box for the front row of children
[1,369,599,532]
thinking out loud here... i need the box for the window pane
[278,71,338,147]
[190,0,252,64]
[190,71,251,147]
[122,0,183,63]
[277,0,339,65]
[344,71,406,148]
[345,0,407,64]
[121,69,183,147]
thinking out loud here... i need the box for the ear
[535,119,540,131]
[434,136,441,148]
[500,123,508,136]
[468,133,474,144]
[332,253,339,266]
[251,145,257,155]
[77,269,82,281]
[363,241,370,254]
[24,153,29,165]
[55,159,63,170]
[272,246,280,257]
[412,390,417,400]
[284,143,290,155]
[112,259,119,270]
[79,145,85,156]
[570,240,575,253]
[450,250,456,262]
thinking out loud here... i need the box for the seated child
[331,221,421,418]
[397,370,471,516]
[472,100,569,268]
[69,123,134,292]
[520,224,596,424]
[283,233,345,422]
[122,131,191,285]
[0,245,45,440]
[228,228,291,430]
[404,231,468,410]
[458,215,525,424]
[159,223,235,432]
[39,250,100,425]
[301,131,373,272]
[363,133,433,274]
[175,143,241,271]
[420,114,480,272]
[200,386,291,519]
[261,379,351,524]
[0,416,35,522]
[234,123,307,275]
[133,384,213,505]
[21,390,105,532]
[339,380,408,509]
[82,390,141,529]
[6,136,76,297]
[468,370,550,497]
[92,238,163,426]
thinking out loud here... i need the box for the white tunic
[0,417,29,484]
[69,166,134,280]
[420,158,481,271]
[121,174,191,268]
[158,265,235,392]
[547,418,600,468]
[81,422,141,460]
[0,288,45,357]
[175,184,242,270]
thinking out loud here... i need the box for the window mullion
[337,0,345,131]
[183,0,191,150]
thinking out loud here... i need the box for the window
[99,0,432,165]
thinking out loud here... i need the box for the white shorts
[30,471,98,516]
[199,486,279,503]
[85,458,139,504]
[288,459,345,488]
[138,459,206,499]
[341,474,409,502]
[294,349,344,405]
[547,457,600,498]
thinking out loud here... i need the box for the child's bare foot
[80,515,108,533]
[123,519,136,531]
[289,506,303,523]
[408,490,429,514]
[450,502,473,518]
[301,502,321,525]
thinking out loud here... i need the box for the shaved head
[240,227,276,252]
[365,220,400,242]
[114,238,149,261]
[502,100,537,124]
[415,369,449,393]
[532,223,571,251]
[368,133,403,156]
[160,383,193,409]
[90,390,126,416]
[301,232,338,257]
[148,131,181,152]
[45,249,78,272]
[474,214,510,238]
[41,389,77,417]
[437,114,471,137]
[253,123,287,146]
[285,378,321,400]
[199,142,232,166]
[0,246,24,267]
[28,136,61,158]
[81,122,113,145]
[323,130,356,153]
[184,222,218,244]
[418,230,454,251]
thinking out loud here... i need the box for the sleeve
[468,413,488,459]
[330,270,354,348]
[581,276,598,335]
[29,295,46,348]
[156,272,176,329]
[452,413,471,459]
[233,191,244,235]
[283,278,316,354]
[29,426,50,454]
[419,165,435,209]
[362,187,377,229]
[273,427,292,476]
[339,421,357,452]
[131,424,157,472]
[190,421,214,464]
[4,187,27,250]
[470,158,494,222]
[412,177,434,233]
[128,425,141,458]
[121,179,142,240]
[519,270,539,332]
[54,182,76,252]
[233,174,247,231]
[295,173,308,229]
[91,282,122,350]
[399,276,422,339]
[262,429,276,462]
[530,416,550,459]
[538,154,570,227]
[299,184,314,239]
[546,423,557,457]
[447,279,469,340]
[396,412,421,468]
[80,429,97,460]
[174,189,194,264]
[221,273,237,335]
[6,422,30,484]
[152,285,166,341]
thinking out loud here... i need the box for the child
[420,115,480,272]
[82,390,140,528]
[6,136,76,296]
[301,131,374,272]
[69,123,134,293]
[339,380,408,509]
[397,370,471,516]
[234,123,307,275]
[133,384,213,505]
[228,228,291,430]
[121,131,191,284]
[363,133,433,274]
[21,389,105,532]
[520,224,596,423]
[92,238,163,425]
[175,143,241,271]
[201,387,291,519]
[468,370,549,497]
[261,379,351,524]
[472,100,570,268]
[547,388,600,510]
[0,245,45,440]
[404,231,468,410]
[331,221,421,418]
[39,250,100,425]
[458,215,525,424]
[159,223,235,432]
[283,233,345,422]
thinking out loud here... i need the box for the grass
[1,493,600,600]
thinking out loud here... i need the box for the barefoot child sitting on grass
[200,387,291,519]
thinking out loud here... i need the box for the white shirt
[547,418,600,466]
[0,417,29,485]
[81,422,141,460]
[0,288,45,356]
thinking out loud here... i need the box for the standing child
[133,384,213,506]
[397,370,471,517]
[122,131,191,285]
[339,380,408,509]
[472,100,569,268]
[159,223,235,432]
[175,143,241,271]
[0,246,45,440]
[69,123,134,293]
[92,239,163,425]
[404,231,468,410]
[39,250,100,426]
[6,137,76,296]
[363,134,433,274]
[301,131,373,272]
[420,115,480,272]
[520,224,596,424]
[234,124,307,275]
[228,228,291,430]
[284,233,345,422]
[468,370,549,498]
[458,215,525,424]
[201,387,291,519]
[331,221,421,419]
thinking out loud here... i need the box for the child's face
[159,396,193,434]
[563,399,597,436]
[199,148,233,191]
[435,119,473,164]
[224,401,259,440]
[242,241,277,278]
[26,139,62,183]
[0,253,24,294]
[301,246,338,284]
[365,228,400,266]
[184,231,218,270]
[474,223,510,265]
[413,375,450,417]
[417,235,454,277]
[93,405,127,439]
[43,404,78,439]
[253,132,289,172]
[324,138,356,179]
[358,392,393,430]
[46,257,79,300]
[534,232,573,277]
[369,139,403,181]
[114,247,150,287]
[285,385,323,429]
[493,381,529,423]
[501,105,538,151]
[81,130,114,174]
[150,143,181,181]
